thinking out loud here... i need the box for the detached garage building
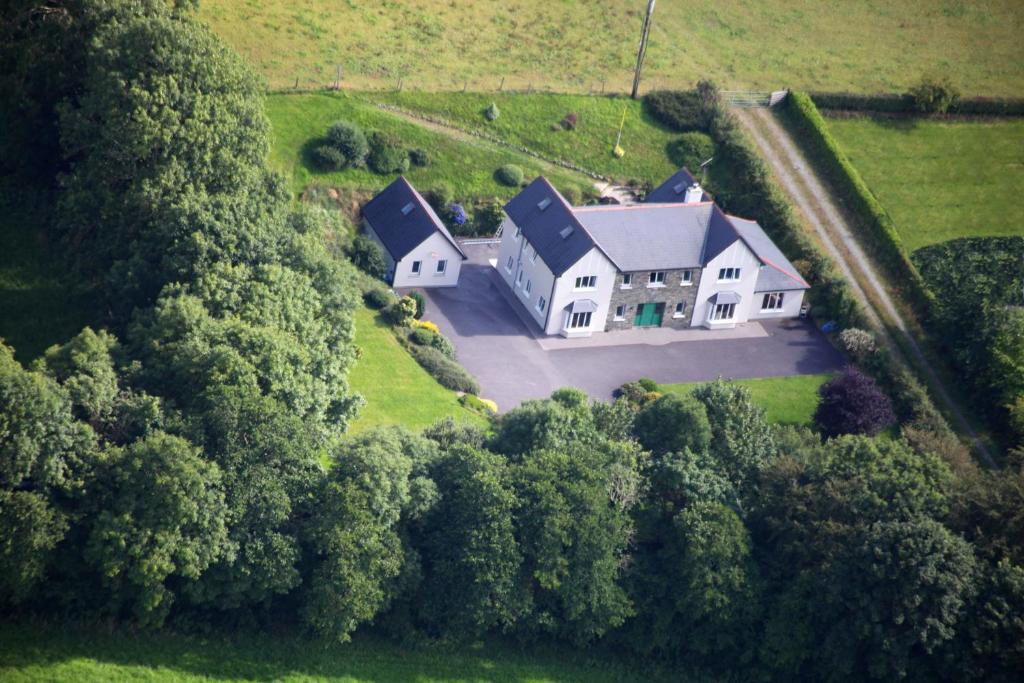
[362,176,466,287]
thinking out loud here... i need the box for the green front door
[634,303,665,327]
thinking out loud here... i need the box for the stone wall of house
[604,268,704,331]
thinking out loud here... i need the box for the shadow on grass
[0,621,674,683]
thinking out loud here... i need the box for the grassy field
[0,622,675,683]
[348,305,486,433]
[266,93,594,197]
[661,374,833,427]
[202,0,1024,97]
[373,92,680,183]
[0,186,94,363]
[826,116,1024,252]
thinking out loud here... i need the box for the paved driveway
[406,243,843,410]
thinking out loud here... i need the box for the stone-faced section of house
[604,268,703,330]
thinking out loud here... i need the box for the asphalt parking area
[405,243,844,410]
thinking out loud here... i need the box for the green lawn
[348,305,486,434]
[0,622,675,683]
[266,92,594,197]
[202,0,1024,97]
[661,374,833,427]
[825,117,1024,252]
[0,185,94,363]
[373,92,680,184]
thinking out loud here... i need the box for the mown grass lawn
[201,0,1024,97]
[373,91,680,184]
[0,622,676,683]
[0,185,94,363]
[661,374,832,427]
[265,92,594,198]
[825,116,1024,252]
[347,305,486,434]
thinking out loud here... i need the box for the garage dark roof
[503,177,595,276]
[645,167,709,203]
[361,177,466,261]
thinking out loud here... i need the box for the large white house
[362,176,466,288]
[496,169,809,337]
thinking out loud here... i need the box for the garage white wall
[392,231,463,288]
[748,286,805,320]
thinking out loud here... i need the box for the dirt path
[735,107,995,467]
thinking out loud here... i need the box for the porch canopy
[568,299,599,313]
[709,290,741,305]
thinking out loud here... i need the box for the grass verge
[661,374,832,427]
[0,621,675,682]
[348,305,485,433]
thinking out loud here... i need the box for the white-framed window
[621,273,633,288]
[411,260,421,275]
[761,292,785,311]
[711,303,736,321]
[436,259,448,275]
[614,304,626,321]
[516,269,523,287]
[525,279,532,295]
[514,226,522,240]
[536,296,547,313]
[681,270,693,286]
[673,302,686,318]
[568,311,592,329]
[574,275,597,289]
[718,267,741,282]
[505,255,514,272]
[648,271,666,287]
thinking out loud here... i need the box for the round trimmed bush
[367,131,408,174]
[409,148,430,167]
[325,120,369,168]
[409,328,435,346]
[667,132,715,171]
[430,332,456,359]
[312,145,347,171]
[363,287,396,310]
[813,366,896,437]
[496,164,524,187]
[484,102,500,121]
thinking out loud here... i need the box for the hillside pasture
[825,116,1024,252]
[266,92,594,198]
[202,0,1024,97]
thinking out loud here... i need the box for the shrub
[409,327,435,346]
[560,112,578,130]
[484,102,500,121]
[473,199,505,236]
[460,393,498,414]
[838,328,877,362]
[412,319,440,334]
[425,185,453,213]
[814,366,896,438]
[348,235,388,279]
[616,380,660,406]
[325,120,369,168]
[447,203,467,226]
[430,332,456,359]
[495,164,524,187]
[637,377,659,392]
[408,148,430,167]
[406,291,426,319]
[363,287,396,310]
[312,145,347,171]
[643,90,708,132]
[559,186,582,206]
[386,296,418,327]
[910,75,960,114]
[634,393,712,455]
[367,131,408,174]
[407,344,479,394]
[667,131,715,171]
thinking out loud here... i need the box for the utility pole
[630,0,656,99]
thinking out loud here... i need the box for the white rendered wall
[392,231,463,288]
[691,240,761,328]
[547,247,618,337]
[748,287,805,320]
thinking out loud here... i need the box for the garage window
[536,296,546,313]
[761,292,785,310]
[411,260,421,275]
[436,259,447,275]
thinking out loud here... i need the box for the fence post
[499,76,505,91]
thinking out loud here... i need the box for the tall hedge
[779,91,934,314]
[809,91,1024,117]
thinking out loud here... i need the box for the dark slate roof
[573,203,713,271]
[645,167,709,203]
[700,205,742,263]
[728,215,810,291]
[503,177,595,276]
[361,176,466,261]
